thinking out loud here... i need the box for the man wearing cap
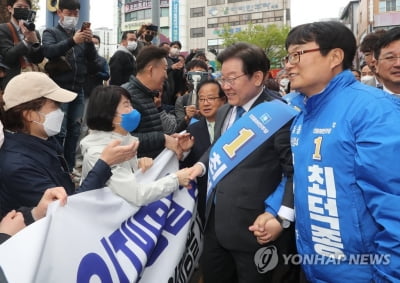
[135,23,158,55]
[0,72,138,217]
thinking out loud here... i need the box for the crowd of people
[1,0,400,282]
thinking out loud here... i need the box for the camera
[23,10,36,31]
[187,71,209,83]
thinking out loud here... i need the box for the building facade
[341,0,400,44]
[93,28,118,60]
[118,0,290,57]
[187,0,290,56]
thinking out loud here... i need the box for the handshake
[164,133,194,160]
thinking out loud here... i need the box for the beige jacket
[80,130,179,206]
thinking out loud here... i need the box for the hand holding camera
[13,8,36,31]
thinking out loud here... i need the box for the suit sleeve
[77,159,112,193]
[264,120,295,220]
[0,24,43,66]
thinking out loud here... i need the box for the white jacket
[80,131,179,206]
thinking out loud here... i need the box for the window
[191,7,205,17]
[161,7,169,17]
[160,27,169,35]
[379,0,400,11]
[190,27,205,38]
[252,12,262,20]
[218,16,229,23]
[208,18,218,28]
[208,0,225,5]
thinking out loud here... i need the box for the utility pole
[118,0,123,43]
[151,0,160,45]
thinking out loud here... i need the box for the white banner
[0,150,203,283]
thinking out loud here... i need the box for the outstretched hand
[100,139,139,166]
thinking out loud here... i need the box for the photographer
[174,59,209,132]
[0,0,44,89]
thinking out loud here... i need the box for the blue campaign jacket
[0,132,111,217]
[289,70,400,282]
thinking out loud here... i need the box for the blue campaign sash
[206,99,298,199]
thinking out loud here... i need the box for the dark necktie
[234,106,245,123]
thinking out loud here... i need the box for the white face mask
[34,108,65,137]
[361,75,376,86]
[127,40,137,52]
[94,44,100,52]
[61,16,78,30]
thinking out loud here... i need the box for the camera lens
[23,21,35,31]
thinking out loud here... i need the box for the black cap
[146,24,158,32]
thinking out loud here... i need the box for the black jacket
[109,49,136,86]
[42,24,97,92]
[0,132,112,217]
[122,76,165,158]
[200,89,294,252]
[180,117,211,225]
[0,22,44,89]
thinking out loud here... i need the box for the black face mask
[13,8,30,20]
[144,34,154,42]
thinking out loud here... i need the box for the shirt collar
[240,86,264,112]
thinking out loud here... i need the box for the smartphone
[80,21,91,32]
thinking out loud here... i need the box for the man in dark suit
[180,78,226,226]
[0,0,44,89]
[188,42,298,283]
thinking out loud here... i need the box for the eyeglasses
[216,74,246,86]
[378,55,400,64]
[284,48,321,65]
[198,97,221,103]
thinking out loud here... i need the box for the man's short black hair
[217,42,270,78]
[92,34,100,44]
[170,41,182,49]
[285,21,356,70]
[86,85,131,131]
[186,59,208,72]
[196,78,225,98]
[360,29,387,53]
[136,46,168,73]
[374,27,400,60]
[121,30,136,41]
[7,0,32,8]
[58,0,80,10]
